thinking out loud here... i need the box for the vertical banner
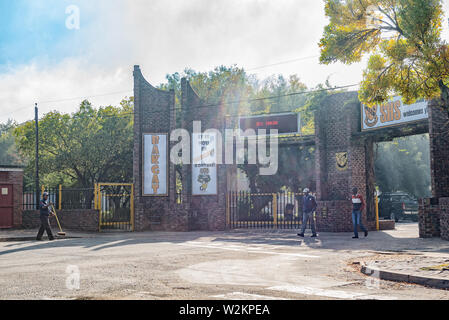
[143,134,168,196]
[192,132,218,195]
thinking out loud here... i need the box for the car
[378,192,419,222]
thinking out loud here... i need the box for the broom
[50,204,66,237]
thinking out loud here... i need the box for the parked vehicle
[378,192,419,222]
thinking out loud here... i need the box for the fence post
[272,193,278,226]
[94,183,97,210]
[130,184,135,231]
[58,184,62,210]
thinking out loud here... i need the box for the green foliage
[0,119,23,166]
[375,134,431,198]
[14,98,134,189]
[320,0,449,108]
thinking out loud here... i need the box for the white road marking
[267,285,397,300]
[178,242,319,258]
[212,292,289,300]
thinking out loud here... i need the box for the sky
[1,0,449,124]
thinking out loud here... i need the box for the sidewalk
[0,229,96,241]
[360,253,449,289]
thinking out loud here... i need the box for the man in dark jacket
[36,192,55,241]
[298,188,317,238]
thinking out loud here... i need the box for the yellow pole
[375,194,380,231]
[98,184,102,232]
[58,184,62,210]
[41,185,45,197]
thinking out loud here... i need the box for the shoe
[311,234,317,238]
[297,233,304,237]
[48,237,55,241]
[36,238,43,241]
[352,236,359,239]
[364,230,368,237]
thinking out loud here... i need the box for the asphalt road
[1,223,449,300]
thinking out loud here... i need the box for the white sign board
[1,188,8,195]
[192,132,218,195]
[143,134,168,196]
[362,96,428,131]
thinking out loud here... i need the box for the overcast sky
[1,0,449,123]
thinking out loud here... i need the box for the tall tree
[0,119,23,166]
[319,0,449,113]
[14,98,134,189]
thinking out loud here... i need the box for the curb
[361,264,449,290]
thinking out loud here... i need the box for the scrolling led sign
[239,113,300,135]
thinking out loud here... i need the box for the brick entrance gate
[132,66,448,237]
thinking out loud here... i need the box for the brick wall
[133,66,180,231]
[440,197,449,241]
[180,78,227,231]
[314,92,377,231]
[0,168,23,228]
[22,209,99,232]
[418,198,441,238]
[428,101,449,198]
[316,200,378,232]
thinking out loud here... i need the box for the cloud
[4,0,448,123]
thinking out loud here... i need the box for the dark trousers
[300,211,316,234]
[37,215,54,240]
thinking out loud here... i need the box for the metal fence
[23,186,95,210]
[227,191,315,229]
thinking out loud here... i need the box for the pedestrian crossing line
[178,242,319,258]
[267,285,398,300]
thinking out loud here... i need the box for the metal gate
[227,191,315,229]
[95,183,134,232]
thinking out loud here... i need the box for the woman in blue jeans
[351,187,368,239]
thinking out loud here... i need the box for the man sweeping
[297,188,317,238]
[36,192,55,241]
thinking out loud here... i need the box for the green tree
[319,0,449,112]
[14,98,134,189]
[0,119,23,166]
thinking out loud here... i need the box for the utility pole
[35,103,39,210]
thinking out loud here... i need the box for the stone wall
[22,209,99,232]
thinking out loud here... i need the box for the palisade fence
[227,191,316,229]
[23,186,95,210]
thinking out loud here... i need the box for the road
[1,223,449,300]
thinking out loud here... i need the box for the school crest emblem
[336,152,348,171]
[197,168,211,192]
[364,105,378,128]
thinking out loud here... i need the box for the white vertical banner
[143,134,168,196]
[192,132,218,195]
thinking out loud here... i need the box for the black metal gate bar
[227,191,305,230]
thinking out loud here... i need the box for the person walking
[36,192,55,241]
[297,188,317,238]
[351,187,368,239]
